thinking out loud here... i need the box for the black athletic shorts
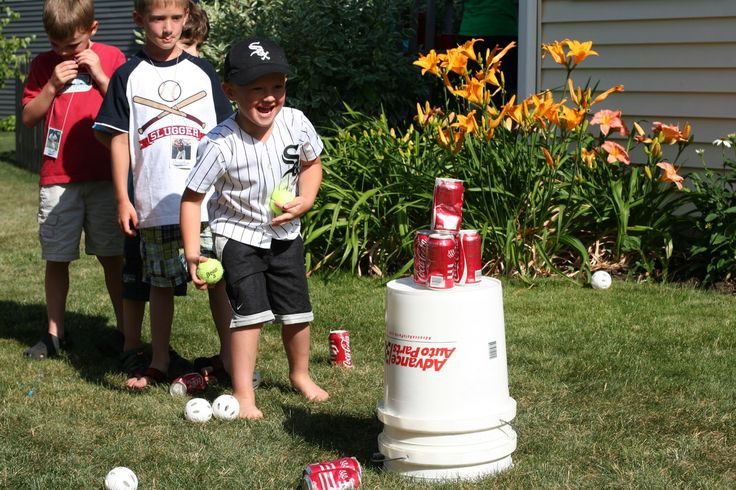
[218,235,313,328]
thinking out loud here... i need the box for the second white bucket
[377,277,517,481]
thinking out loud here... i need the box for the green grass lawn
[1,141,735,489]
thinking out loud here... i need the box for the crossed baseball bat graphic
[134,90,207,134]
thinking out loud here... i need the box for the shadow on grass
[0,299,126,389]
[281,404,384,470]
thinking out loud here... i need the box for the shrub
[201,0,426,130]
[679,135,736,286]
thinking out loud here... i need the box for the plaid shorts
[139,224,188,288]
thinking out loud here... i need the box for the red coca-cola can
[304,457,362,476]
[426,233,455,290]
[431,177,464,232]
[169,372,208,396]
[300,468,361,489]
[455,229,482,285]
[412,229,432,284]
[329,330,353,368]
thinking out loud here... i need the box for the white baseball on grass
[591,270,612,290]
[184,398,213,423]
[212,394,240,421]
[104,466,138,490]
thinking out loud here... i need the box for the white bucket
[377,277,517,481]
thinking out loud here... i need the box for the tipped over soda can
[300,457,362,489]
[328,330,353,368]
[170,372,208,396]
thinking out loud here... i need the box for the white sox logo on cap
[249,42,270,61]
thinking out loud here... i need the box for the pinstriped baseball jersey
[185,107,323,248]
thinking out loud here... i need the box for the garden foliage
[307,39,701,282]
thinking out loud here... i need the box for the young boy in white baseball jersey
[181,37,329,419]
[94,0,233,388]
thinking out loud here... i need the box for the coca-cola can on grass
[169,372,207,396]
[304,457,362,476]
[455,229,482,285]
[329,330,353,368]
[431,177,464,232]
[426,233,456,290]
[412,229,433,284]
[300,468,361,489]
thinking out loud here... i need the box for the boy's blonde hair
[43,0,95,40]
[134,0,190,15]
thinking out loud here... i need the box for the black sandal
[24,333,69,360]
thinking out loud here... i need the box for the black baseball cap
[224,37,292,86]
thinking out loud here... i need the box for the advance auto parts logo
[384,339,456,372]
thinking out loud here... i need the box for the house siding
[3,0,138,171]
[523,0,736,169]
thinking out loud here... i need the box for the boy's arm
[110,131,137,236]
[21,60,79,127]
[181,188,209,290]
[272,156,323,226]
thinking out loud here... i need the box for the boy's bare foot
[233,393,263,420]
[291,375,329,402]
[126,366,166,389]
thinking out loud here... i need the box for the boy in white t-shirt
[181,37,329,419]
[94,0,232,388]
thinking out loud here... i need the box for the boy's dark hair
[134,0,190,15]
[43,0,95,40]
[182,1,209,46]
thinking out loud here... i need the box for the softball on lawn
[184,397,213,423]
[591,270,612,290]
[196,258,223,285]
[104,466,138,490]
[270,188,295,215]
[212,394,240,421]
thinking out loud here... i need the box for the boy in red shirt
[21,0,127,359]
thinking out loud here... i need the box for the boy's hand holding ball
[196,258,224,286]
[270,188,296,216]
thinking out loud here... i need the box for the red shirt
[22,42,126,185]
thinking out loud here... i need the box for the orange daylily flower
[488,41,517,66]
[557,104,586,131]
[457,39,480,62]
[581,147,597,168]
[590,109,627,136]
[652,121,690,144]
[591,84,624,106]
[485,97,513,140]
[452,111,479,135]
[413,49,441,76]
[455,77,487,105]
[443,48,470,75]
[476,66,501,88]
[541,40,568,65]
[437,125,465,154]
[601,141,630,165]
[656,162,684,190]
[564,40,598,66]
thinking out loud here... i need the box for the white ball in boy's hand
[104,466,138,490]
[184,398,213,423]
[212,394,240,421]
[591,270,612,290]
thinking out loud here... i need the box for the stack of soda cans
[299,457,362,489]
[413,177,482,290]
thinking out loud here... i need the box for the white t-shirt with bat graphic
[95,50,232,228]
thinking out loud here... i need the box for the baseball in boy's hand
[270,189,295,215]
[196,258,224,285]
